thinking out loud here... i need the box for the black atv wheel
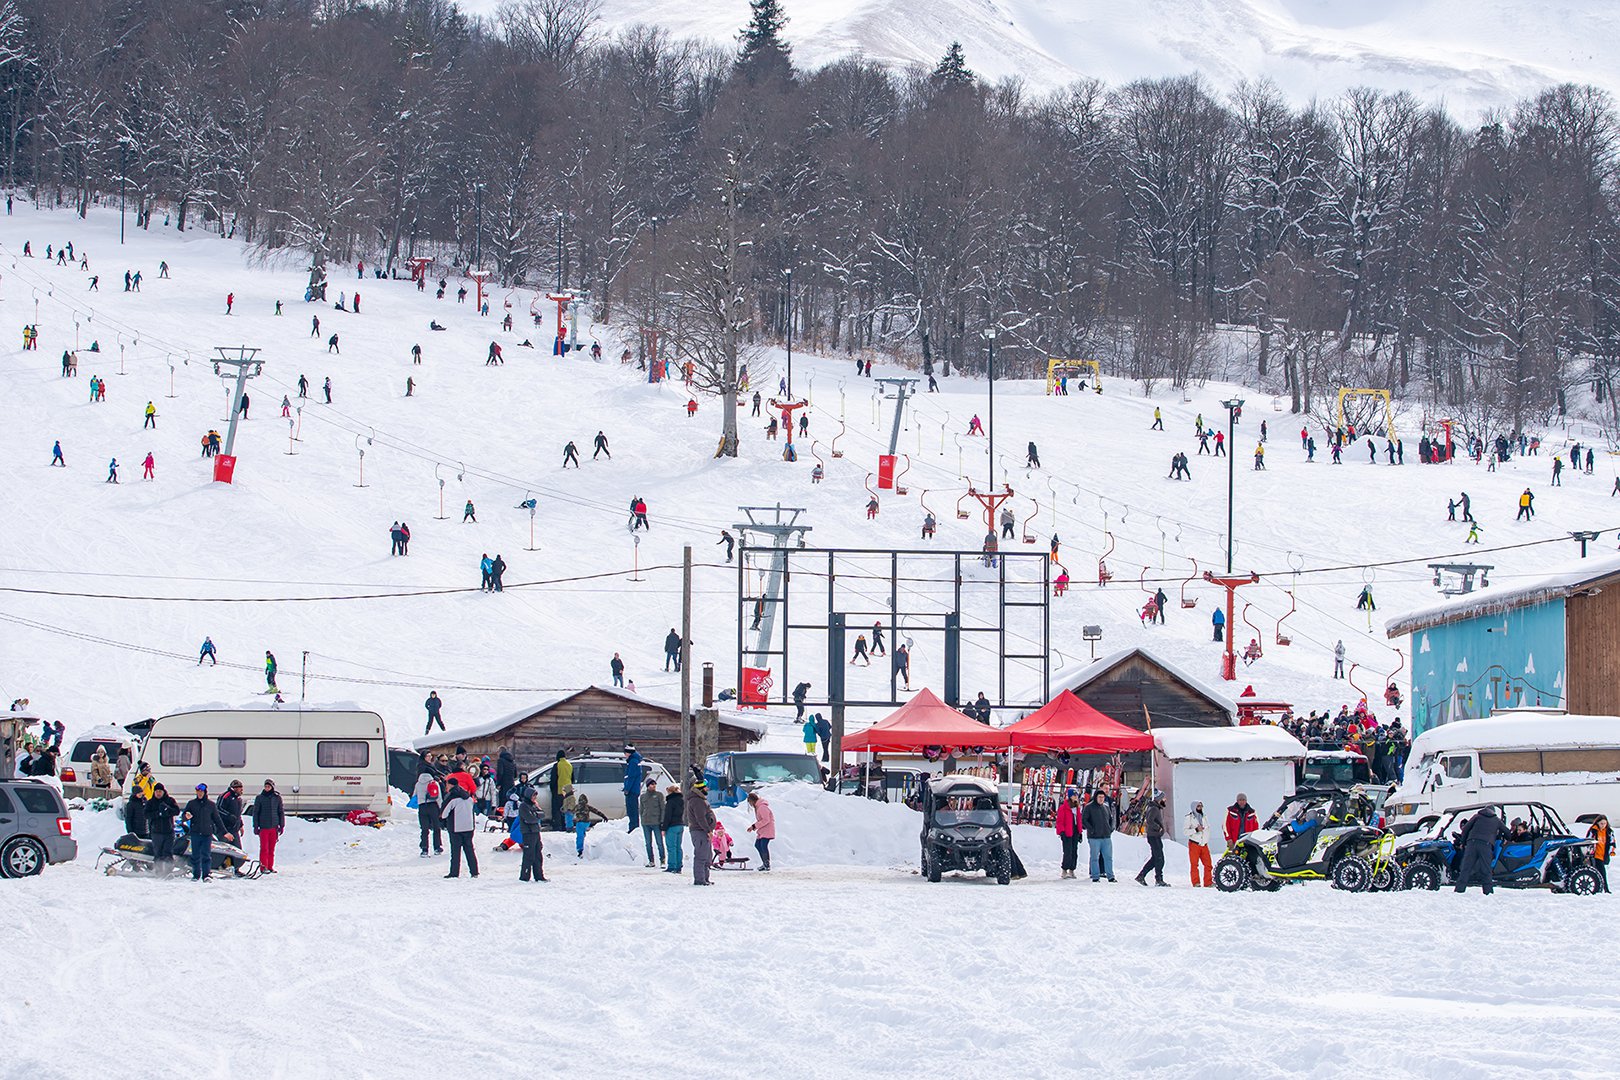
[1562,865,1603,896]
[1331,854,1373,892]
[1214,854,1251,892]
[922,847,940,883]
[1370,862,1397,892]
[988,848,1012,885]
[1401,860,1442,891]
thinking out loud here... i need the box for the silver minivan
[0,779,77,877]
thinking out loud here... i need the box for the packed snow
[3,203,1619,1079]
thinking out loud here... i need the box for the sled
[713,855,752,871]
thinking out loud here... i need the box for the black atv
[919,775,1014,885]
[1215,786,1393,893]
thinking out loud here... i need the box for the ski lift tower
[211,346,264,484]
[873,377,918,490]
[547,291,578,355]
[735,504,811,708]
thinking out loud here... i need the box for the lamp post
[783,266,794,398]
[1221,396,1245,574]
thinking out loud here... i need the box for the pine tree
[930,41,974,90]
[735,0,793,85]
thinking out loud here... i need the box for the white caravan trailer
[129,706,391,817]
[1387,711,1620,826]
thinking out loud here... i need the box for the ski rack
[1180,557,1199,608]
[1098,531,1115,586]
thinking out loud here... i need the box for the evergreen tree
[735,0,793,85]
[930,41,975,90]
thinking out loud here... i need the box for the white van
[1387,712,1620,825]
[129,707,391,817]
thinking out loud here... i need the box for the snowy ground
[2,211,1617,1079]
[4,785,1615,1079]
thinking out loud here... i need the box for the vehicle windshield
[1301,757,1369,786]
[734,754,821,785]
[932,794,1001,827]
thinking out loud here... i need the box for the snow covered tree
[735,0,792,86]
[929,41,974,91]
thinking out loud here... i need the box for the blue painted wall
[1408,600,1567,735]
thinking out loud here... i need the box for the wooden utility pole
[680,545,693,775]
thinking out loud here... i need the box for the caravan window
[218,739,247,769]
[1442,756,1473,780]
[1480,751,1541,774]
[316,741,369,768]
[159,740,202,767]
[1543,748,1620,773]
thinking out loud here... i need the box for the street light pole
[1222,396,1245,574]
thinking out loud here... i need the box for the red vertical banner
[213,454,237,484]
[877,454,895,489]
[740,667,773,709]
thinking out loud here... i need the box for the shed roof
[411,685,768,751]
[1045,647,1236,718]
[1385,556,1620,638]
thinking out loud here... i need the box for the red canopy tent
[1003,691,1155,753]
[842,688,1011,752]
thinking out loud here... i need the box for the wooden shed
[411,686,764,772]
[1054,648,1235,731]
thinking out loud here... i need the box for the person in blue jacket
[815,714,832,761]
[802,716,818,755]
[1212,606,1226,642]
[623,744,644,832]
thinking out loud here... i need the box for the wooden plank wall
[1072,655,1230,730]
[1566,585,1620,715]
[421,689,757,773]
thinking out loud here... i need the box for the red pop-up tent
[1004,691,1155,753]
[842,688,1011,752]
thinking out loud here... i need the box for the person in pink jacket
[746,791,776,872]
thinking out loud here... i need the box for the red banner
[740,667,773,709]
[212,454,237,484]
[877,454,895,489]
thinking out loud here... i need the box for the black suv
[919,775,1014,885]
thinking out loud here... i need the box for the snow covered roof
[928,774,998,795]
[1385,556,1620,638]
[411,685,768,751]
[1044,647,1237,719]
[1409,711,1620,755]
[1154,725,1306,762]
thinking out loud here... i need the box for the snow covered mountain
[517,0,1620,115]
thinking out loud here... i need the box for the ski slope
[527,0,1620,115]
[0,203,1617,747]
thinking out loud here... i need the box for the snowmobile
[1394,801,1602,894]
[97,831,261,878]
[919,775,1016,885]
[1215,786,1393,893]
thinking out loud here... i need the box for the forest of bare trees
[11,0,1620,434]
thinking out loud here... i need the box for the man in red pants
[1185,801,1213,887]
[251,778,286,874]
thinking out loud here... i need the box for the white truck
[128,706,392,817]
[1387,711,1620,826]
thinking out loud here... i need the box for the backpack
[426,780,440,800]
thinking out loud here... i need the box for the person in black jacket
[662,785,686,874]
[664,628,683,672]
[1135,795,1169,886]
[517,790,547,882]
[1082,791,1116,882]
[126,783,150,839]
[496,747,517,806]
[250,779,286,873]
[217,780,246,844]
[182,785,223,881]
[147,784,181,875]
[792,681,811,720]
[1454,806,1504,894]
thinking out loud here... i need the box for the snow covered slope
[2,203,1618,746]
[541,0,1619,115]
